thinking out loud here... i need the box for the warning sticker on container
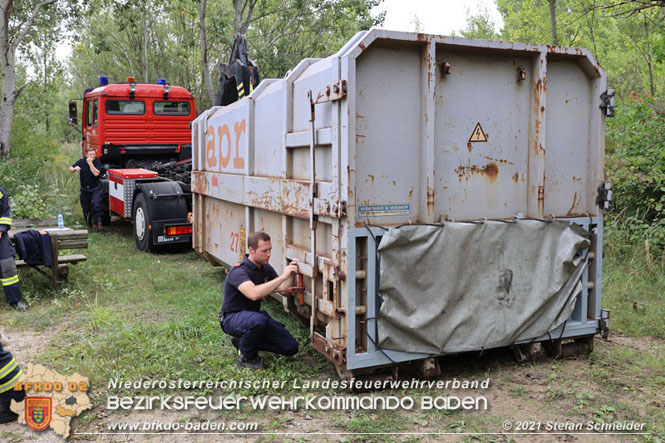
[469,122,488,142]
[358,204,410,218]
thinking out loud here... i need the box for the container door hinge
[595,182,612,210]
[311,80,347,104]
[600,88,615,117]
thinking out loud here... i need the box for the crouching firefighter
[0,187,27,311]
[0,342,26,424]
[220,231,299,370]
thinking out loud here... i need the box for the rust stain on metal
[467,142,473,153]
[482,156,514,165]
[485,163,498,182]
[512,172,519,183]
[455,163,499,183]
[572,176,581,183]
[368,174,374,184]
[540,105,545,113]
[427,185,435,216]
[567,192,580,216]
[358,42,366,51]
[408,188,414,200]
[212,175,219,187]
[538,185,545,216]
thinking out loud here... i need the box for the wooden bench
[8,218,89,285]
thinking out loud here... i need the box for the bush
[605,92,665,252]
[0,115,80,221]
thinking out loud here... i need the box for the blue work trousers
[80,185,102,224]
[221,310,298,360]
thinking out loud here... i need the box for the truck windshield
[154,101,190,116]
[106,100,146,115]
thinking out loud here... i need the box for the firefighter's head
[86,148,96,161]
[247,231,271,266]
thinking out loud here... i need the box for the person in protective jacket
[0,187,27,311]
[0,342,26,423]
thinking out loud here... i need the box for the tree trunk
[0,53,18,158]
[0,0,57,158]
[548,0,558,45]
[200,0,216,106]
[643,13,655,96]
[233,0,257,35]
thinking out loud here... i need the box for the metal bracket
[595,182,613,210]
[600,88,615,117]
[599,309,610,339]
[311,80,347,104]
[313,198,347,218]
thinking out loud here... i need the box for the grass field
[1,219,664,441]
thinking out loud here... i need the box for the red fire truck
[68,35,259,252]
[68,77,196,251]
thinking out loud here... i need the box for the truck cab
[78,77,196,168]
[69,77,196,252]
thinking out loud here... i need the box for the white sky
[372,0,503,35]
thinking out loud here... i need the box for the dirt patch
[1,329,52,364]
[2,329,662,441]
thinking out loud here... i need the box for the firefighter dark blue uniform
[0,187,26,310]
[220,256,298,368]
[71,154,105,229]
[0,344,25,423]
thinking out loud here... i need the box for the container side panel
[251,208,286,267]
[291,147,332,181]
[201,198,247,265]
[544,60,592,217]
[435,51,532,220]
[292,59,336,133]
[202,102,249,175]
[254,82,286,177]
[354,44,422,225]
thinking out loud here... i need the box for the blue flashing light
[98,75,109,86]
[157,78,166,85]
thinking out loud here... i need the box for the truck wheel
[133,193,153,252]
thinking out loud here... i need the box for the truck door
[83,98,99,154]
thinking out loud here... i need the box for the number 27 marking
[230,232,240,252]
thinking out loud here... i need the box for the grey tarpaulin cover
[377,220,590,354]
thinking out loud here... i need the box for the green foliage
[460,7,500,40]
[68,0,383,111]
[496,0,665,98]
[605,93,665,250]
[0,115,79,220]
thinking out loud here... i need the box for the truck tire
[133,193,153,252]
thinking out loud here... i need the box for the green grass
[1,193,664,439]
[5,224,336,394]
[603,236,665,337]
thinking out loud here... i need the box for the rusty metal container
[191,30,610,377]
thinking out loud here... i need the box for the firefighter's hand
[282,260,299,278]
[70,166,81,172]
